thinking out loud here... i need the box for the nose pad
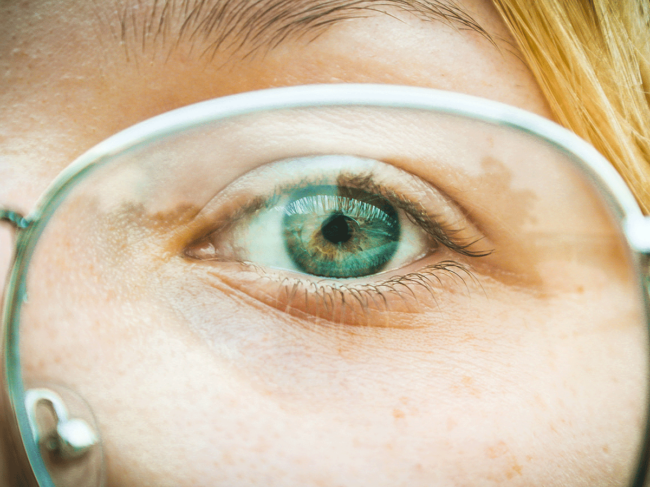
[24,384,105,487]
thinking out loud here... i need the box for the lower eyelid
[187,250,489,328]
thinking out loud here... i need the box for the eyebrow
[113,0,492,61]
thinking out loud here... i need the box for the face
[0,1,647,486]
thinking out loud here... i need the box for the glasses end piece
[625,216,650,254]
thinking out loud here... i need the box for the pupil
[321,213,352,244]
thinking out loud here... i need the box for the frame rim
[2,83,648,487]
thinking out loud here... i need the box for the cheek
[17,227,646,487]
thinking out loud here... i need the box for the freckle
[393,408,405,419]
[576,285,585,293]
[602,446,610,454]
[486,441,508,459]
[399,396,409,404]
[461,376,473,386]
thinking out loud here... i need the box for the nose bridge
[1,210,106,487]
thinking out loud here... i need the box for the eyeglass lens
[14,105,649,487]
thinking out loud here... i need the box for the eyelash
[338,173,491,259]
[190,171,490,259]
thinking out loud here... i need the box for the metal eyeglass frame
[1,84,650,486]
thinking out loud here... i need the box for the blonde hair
[493,0,650,213]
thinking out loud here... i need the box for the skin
[0,1,647,486]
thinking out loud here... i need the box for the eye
[184,155,492,325]
[188,182,431,278]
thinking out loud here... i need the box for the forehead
[0,0,550,209]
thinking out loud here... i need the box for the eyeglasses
[2,84,650,487]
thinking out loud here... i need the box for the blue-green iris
[283,185,400,278]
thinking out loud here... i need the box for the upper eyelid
[184,162,410,238]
